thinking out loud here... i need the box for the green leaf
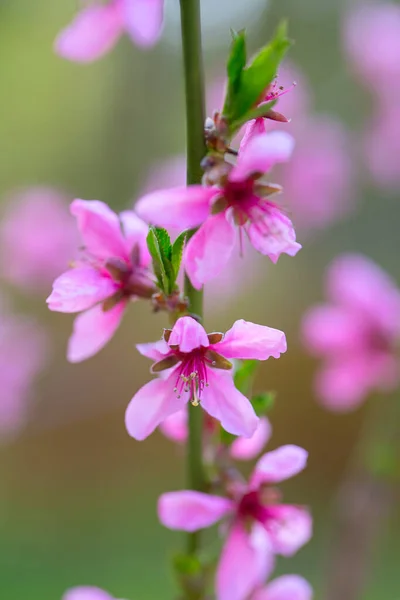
[234,359,259,396]
[251,392,276,416]
[146,227,168,292]
[220,427,237,446]
[154,227,172,261]
[223,22,291,133]
[173,553,202,578]
[171,231,187,279]
[230,99,276,132]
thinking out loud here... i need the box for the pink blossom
[63,587,126,600]
[302,254,400,411]
[251,575,313,600]
[344,2,400,97]
[136,130,300,289]
[159,445,312,600]
[281,117,353,232]
[0,187,77,292]
[47,199,154,363]
[160,409,272,461]
[125,316,286,440]
[55,0,164,62]
[0,301,48,440]
[363,100,400,190]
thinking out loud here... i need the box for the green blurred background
[0,1,399,598]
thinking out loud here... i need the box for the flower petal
[239,118,267,155]
[301,305,365,356]
[216,319,287,360]
[253,575,313,600]
[47,267,117,313]
[315,360,372,412]
[184,213,236,289]
[63,587,115,600]
[201,370,259,438]
[135,186,216,230]
[158,491,232,532]
[159,409,188,443]
[169,316,209,352]
[250,446,308,489]
[67,301,126,362]
[327,254,400,335]
[55,4,123,63]
[71,199,127,261]
[119,210,151,267]
[122,0,164,47]
[136,339,170,361]
[230,417,271,461]
[268,505,312,556]
[217,522,274,600]
[125,376,186,441]
[231,131,295,182]
[246,205,301,263]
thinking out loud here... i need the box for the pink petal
[136,339,169,361]
[71,200,128,261]
[63,587,115,600]
[169,316,209,352]
[122,0,164,48]
[158,491,232,532]
[125,375,186,440]
[267,505,312,556]
[184,213,236,290]
[119,210,151,267]
[250,446,308,489]
[230,417,271,461]
[239,118,266,155]
[231,131,295,182]
[159,409,188,443]
[327,254,400,335]
[246,206,302,263]
[253,575,313,600]
[55,4,123,63]
[67,301,126,362]
[135,186,216,230]
[47,267,117,313]
[201,370,259,438]
[315,360,372,412]
[301,305,364,356]
[217,522,274,600]
[216,319,287,360]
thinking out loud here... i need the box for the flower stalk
[179,0,207,557]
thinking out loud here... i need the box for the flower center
[238,488,281,528]
[173,348,211,405]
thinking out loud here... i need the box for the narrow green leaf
[154,227,172,261]
[230,99,276,132]
[223,29,247,121]
[251,392,276,416]
[146,227,168,292]
[234,359,259,396]
[171,231,187,280]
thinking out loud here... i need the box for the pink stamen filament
[173,350,211,405]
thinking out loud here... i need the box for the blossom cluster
[2,0,397,598]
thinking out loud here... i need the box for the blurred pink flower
[63,587,125,600]
[344,2,400,97]
[363,100,400,190]
[55,0,164,62]
[302,254,400,411]
[159,445,311,600]
[160,409,272,461]
[125,316,286,440]
[281,117,353,232]
[0,187,77,292]
[251,575,313,600]
[136,130,300,289]
[47,200,154,363]
[0,301,48,439]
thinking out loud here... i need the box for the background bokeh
[0,0,399,598]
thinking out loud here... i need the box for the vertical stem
[179,0,207,556]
